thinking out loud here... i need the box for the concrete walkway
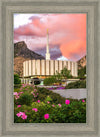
[52,88,87,100]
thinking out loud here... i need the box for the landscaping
[65,80,86,89]
[14,84,86,123]
[44,67,72,86]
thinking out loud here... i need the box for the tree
[55,71,62,82]
[14,74,21,84]
[78,66,86,79]
[61,67,72,80]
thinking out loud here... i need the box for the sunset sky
[14,14,86,61]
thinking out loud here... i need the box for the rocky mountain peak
[14,41,45,76]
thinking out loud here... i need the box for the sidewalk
[52,88,87,100]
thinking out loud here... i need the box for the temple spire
[46,29,50,60]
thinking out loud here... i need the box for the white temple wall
[55,60,59,74]
[71,62,74,76]
[23,60,78,77]
[68,61,71,70]
[70,62,72,75]
[46,60,50,75]
[36,60,41,75]
[29,60,32,76]
[23,61,26,77]
[25,61,29,76]
[50,60,54,75]
[41,60,45,75]
[59,60,63,73]
[32,60,35,75]
[63,61,67,69]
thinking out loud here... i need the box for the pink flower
[16,113,21,117]
[47,101,50,104]
[65,100,70,105]
[82,100,85,102]
[32,108,38,112]
[37,100,40,103]
[16,112,24,117]
[21,114,27,120]
[14,92,20,100]
[15,95,19,100]
[58,104,61,107]
[16,112,27,119]
[18,92,23,95]
[52,104,55,107]
[34,89,37,92]
[44,114,49,119]
[17,105,21,108]
[14,92,18,96]
[37,93,39,95]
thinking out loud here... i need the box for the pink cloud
[14,14,86,61]
[60,40,86,61]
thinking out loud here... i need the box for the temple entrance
[31,77,41,85]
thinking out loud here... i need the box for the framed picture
[0,0,99,137]
[14,13,86,123]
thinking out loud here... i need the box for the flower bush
[14,84,86,123]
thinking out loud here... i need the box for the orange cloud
[60,40,86,61]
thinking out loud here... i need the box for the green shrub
[14,74,21,84]
[14,84,22,89]
[44,77,57,86]
[45,96,52,102]
[66,80,86,89]
[78,66,86,79]
[36,87,66,104]
[17,93,33,106]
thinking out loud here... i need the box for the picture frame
[0,0,99,136]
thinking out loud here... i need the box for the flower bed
[14,84,86,123]
[47,86,65,90]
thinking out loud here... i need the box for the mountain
[14,41,45,77]
[78,56,86,69]
[14,41,45,59]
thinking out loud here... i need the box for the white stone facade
[23,60,78,77]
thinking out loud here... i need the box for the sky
[14,14,86,61]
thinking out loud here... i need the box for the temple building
[23,29,78,79]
